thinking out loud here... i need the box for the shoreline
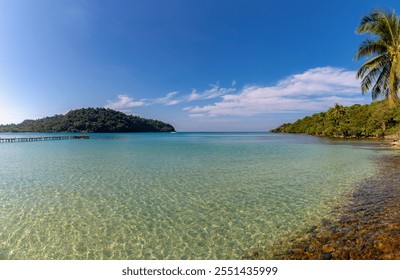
[282,153,400,259]
[244,151,400,260]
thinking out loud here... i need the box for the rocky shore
[245,153,400,260]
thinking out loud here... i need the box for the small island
[0,108,175,133]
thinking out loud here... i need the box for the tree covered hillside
[0,108,175,133]
[271,101,400,138]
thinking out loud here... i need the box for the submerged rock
[247,154,400,260]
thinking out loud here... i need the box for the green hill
[271,101,400,138]
[0,108,175,133]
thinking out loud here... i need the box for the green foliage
[270,101,400,138]
[0,108,175,133]
[355,9,400,107]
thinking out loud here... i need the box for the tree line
[271,101,400,138]
[0,108,175,133]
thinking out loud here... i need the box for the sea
[0,132,390,259]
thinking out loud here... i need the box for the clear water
[0,132,381,259]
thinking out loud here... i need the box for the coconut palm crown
[354,9,400,107]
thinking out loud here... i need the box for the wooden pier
[0,135,89,143]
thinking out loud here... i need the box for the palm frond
[360,67,383,93]
[356,10,382,34]
[355,8,400,106]
[371,65,390,99]
[356,54,387,78]
[354,39,387,60]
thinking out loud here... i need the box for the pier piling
[0,135,89,143]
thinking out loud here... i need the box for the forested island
[0,108,175,133]
[271,101,400,138]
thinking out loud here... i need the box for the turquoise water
[0,132,382,259]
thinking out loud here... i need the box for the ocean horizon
[0,132,390,259]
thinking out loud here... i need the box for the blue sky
[0,0,399,131]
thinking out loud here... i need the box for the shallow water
[0,132,384,259]
[277,154,400,260]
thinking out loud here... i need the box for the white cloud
[275,67,360,96]
[185,67,365,117]
[189,113,207,118]
[151,85,236,105]
[104,67,365,120]
[154,91,183,105]
[105,95,146,111]
[187,85,236,101]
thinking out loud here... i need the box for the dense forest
[0,108,175,133]
[271,101,400,138]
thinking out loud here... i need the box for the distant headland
[0,108,175,133]
[271,101,400,139]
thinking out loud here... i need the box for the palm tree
[329,103,345,125]
[354,9,400,107]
